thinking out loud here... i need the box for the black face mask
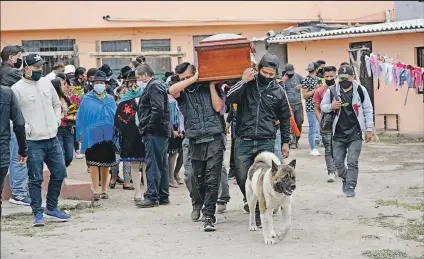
[325,79,335,86]
[287,74,294,79]
[339,80,352,89]
[14,58,22,69]
[318,69,324,75]
[258,74,273,86]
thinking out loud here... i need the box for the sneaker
[341,180,347,194]
[345,186,356,198]
[135,199,159,208]
[191,208,201,221]
[33,212,45,227]
[203,216,217,232]
[243,202,250,213]
[44,208,70,222]
[310,148,321,156]
[217,202,227,214]
[159,199,170,205]
[75,150,85,159]
[327,173,335,183]
[9,195,31,206]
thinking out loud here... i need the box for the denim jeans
[332,139,363,187]
[143,135,169,203]
[0,167,8,216]
[57,127,74,167]
[27,137,67,215]
[182,138,193,194]
[274,129,282,162]
[306,111,319,150]
[9,123,29,197]
[320,131,336,175]
[217,137,230,204]
[183,137,230,205]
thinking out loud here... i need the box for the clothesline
[365,52,424,105]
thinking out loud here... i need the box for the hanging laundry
[364,55,372,77]
[382,58,393,85]
[369,53,380,78]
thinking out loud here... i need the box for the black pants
[291,103,304,144]
[73,128,80,152]
[228,135,236,178]
[0,167,8,217]
[190,139,224,217]
[234,138,274,214]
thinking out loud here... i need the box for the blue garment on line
[76,91,117,153]
[399,69,413,89]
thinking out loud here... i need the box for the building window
[101,40,132,78]
[192,35,213,67]
[141,39,171,80]
[417,47,424,67]
[21,39,77,74]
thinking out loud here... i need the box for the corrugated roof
[266,19,424,43]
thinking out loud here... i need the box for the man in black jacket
[135,64,171,208]
[169,62,226,232]
[0,45,31,206]
[226,53,291,227]
[0,85,28,217]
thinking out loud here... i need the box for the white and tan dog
[245,151,296,245]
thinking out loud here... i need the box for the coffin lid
[195,33,250,49]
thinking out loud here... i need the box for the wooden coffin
[195,34,252,82]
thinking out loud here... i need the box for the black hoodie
[226,54,291,143]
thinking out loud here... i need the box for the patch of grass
[376,199,424,211]
[361,249,408,259]
[361,235,381,240]
[1,202,100,237]
[398,220,424,243]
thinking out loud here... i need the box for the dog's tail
[254,151,281,167]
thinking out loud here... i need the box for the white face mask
[137,81,147,88]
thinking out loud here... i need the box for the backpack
[320,84,365,132]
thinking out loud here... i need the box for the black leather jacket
[226,79,291,143]
[137,78,171,137]
[0,63,23,87]
[0,86,27,168]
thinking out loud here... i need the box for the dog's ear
[288,159,296,169]
[271,160,279,174]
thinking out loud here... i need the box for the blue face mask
[93,84,106,94]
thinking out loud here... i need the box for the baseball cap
[23,54,47,67]
[64,64,76,74]
[285,64,294,75]
[305,62,319,72]
[338,65,354,77]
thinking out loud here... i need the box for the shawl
[76,91,117,153]
[164,81,184,133]
[120,86,143,103]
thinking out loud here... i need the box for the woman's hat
[93,71,107,82]
[99,64,113,77]
[118,66,132,80]
[125,70,137,82]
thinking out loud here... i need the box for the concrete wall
[0,24,291,70]
[394,1,424,21]
[286,33,424,134]
[1,1,394,31]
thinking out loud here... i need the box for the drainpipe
[385,10,391,23]
[267,28,424,44]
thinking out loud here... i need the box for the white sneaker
[75,150,85,159]
[327,173,335,182]
[310,148,321,156]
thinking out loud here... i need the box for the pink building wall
[287,33,424,134]
[1,1,394,31]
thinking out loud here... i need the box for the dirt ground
[1,135,423,259]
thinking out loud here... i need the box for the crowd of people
[0,44,374,232]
